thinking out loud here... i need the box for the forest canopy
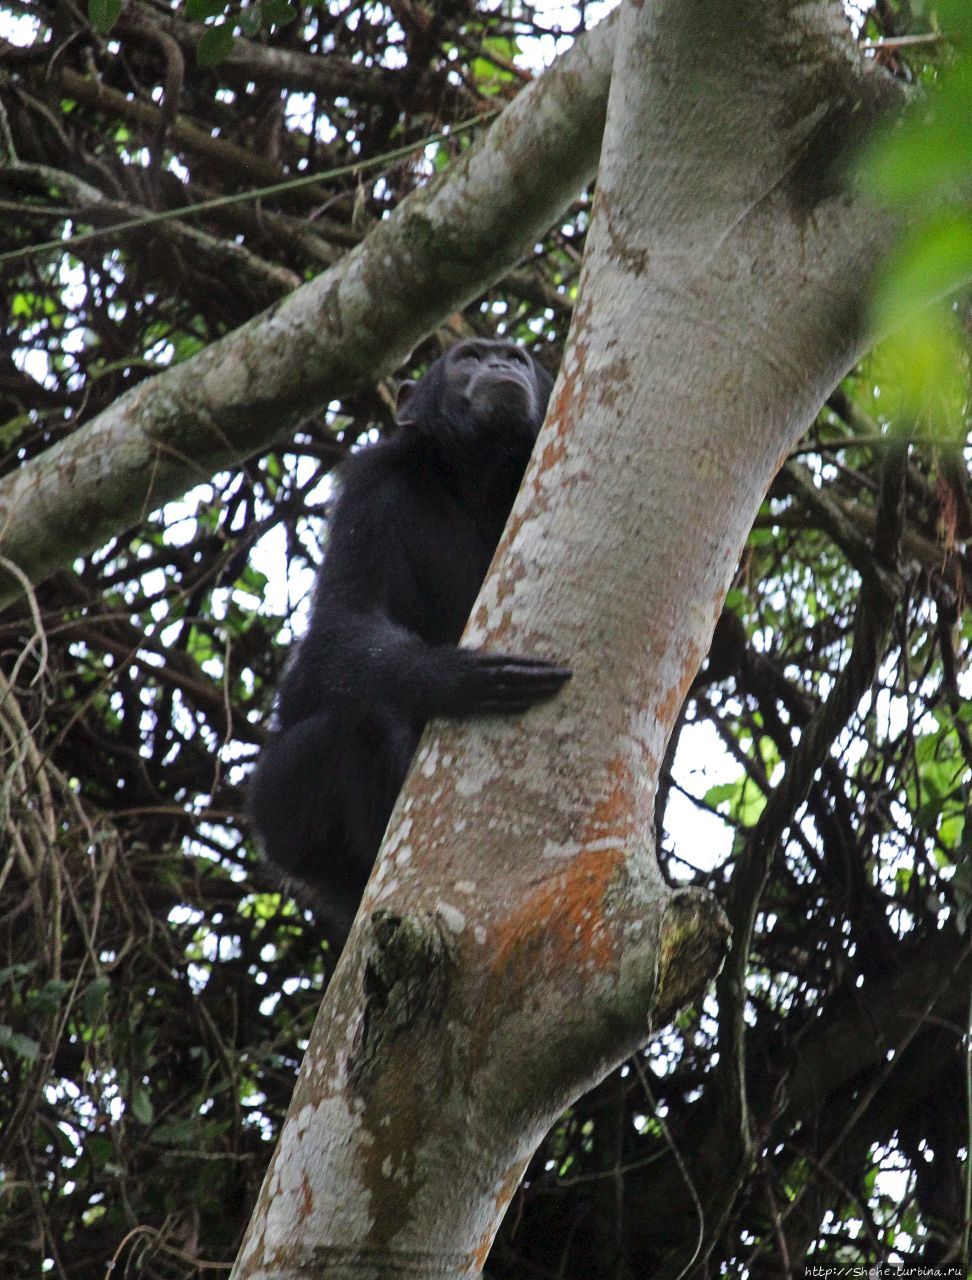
[0,0,970,1276]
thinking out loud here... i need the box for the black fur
[249,339,570,943]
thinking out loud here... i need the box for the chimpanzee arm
[278,607,569,724]
[276,454,570,728]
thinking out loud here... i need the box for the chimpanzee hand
[429,649,572,716]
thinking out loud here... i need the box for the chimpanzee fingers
[464,652,572,713]
[474,654,572,675]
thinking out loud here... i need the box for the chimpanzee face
[440,340,542,429]
[396,339,552,440]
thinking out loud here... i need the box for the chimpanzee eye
[495,345,527,366]
[452,343,481,363]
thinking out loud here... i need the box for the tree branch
[0,14,617,610]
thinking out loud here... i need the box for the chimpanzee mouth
[466,367,538,427]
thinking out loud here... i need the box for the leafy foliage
[0,1,969,1277]
[862,0,972,435]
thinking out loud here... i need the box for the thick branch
[0,16,616,611]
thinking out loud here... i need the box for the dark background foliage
[0,1,969,1276]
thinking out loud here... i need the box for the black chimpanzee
[249,338,571,944]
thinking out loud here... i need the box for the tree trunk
[231,3,901,1277]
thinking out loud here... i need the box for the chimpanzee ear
[395,379,418,425]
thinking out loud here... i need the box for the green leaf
[82,976,111,1023]
[197,24,235,67]
[0,961,37,985]
[186,625,216,665]
[864,60,972,207]
[186,0,228,18]
[151,1118,198,1146]
[88,0,122,35]
[873,212,972,329]
[240,5,263,38]
[170,331,205,363]
[0,1025,41,1062]
[703,780,740,809]
[869,304,969,439]
[30,978,72,1015]
[130,1085,154,1125]
[747,527,775,547]
[238,564,269,595]
[935,0,972,44]
[469,35,521,94]
[261,0,297,29]
[940,811,965,851]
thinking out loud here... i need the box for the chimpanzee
[249,338,571,944]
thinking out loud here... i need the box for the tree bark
[0,16,615,612]
[230,3,903,1278]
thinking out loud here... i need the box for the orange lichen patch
[498,502,528,550]
[472,1160,529,1269]
[467,590,516,642]
[538,429,567,475]
[494,1158,528,1213]
[549,334,589,429]
[473,1162,527,1269]
[490,762,634,980]
[491,845,624,981]
[474,1227,496,1272]
[657,637,704,733]
[483,610,516,644]
[581,756,639,846]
